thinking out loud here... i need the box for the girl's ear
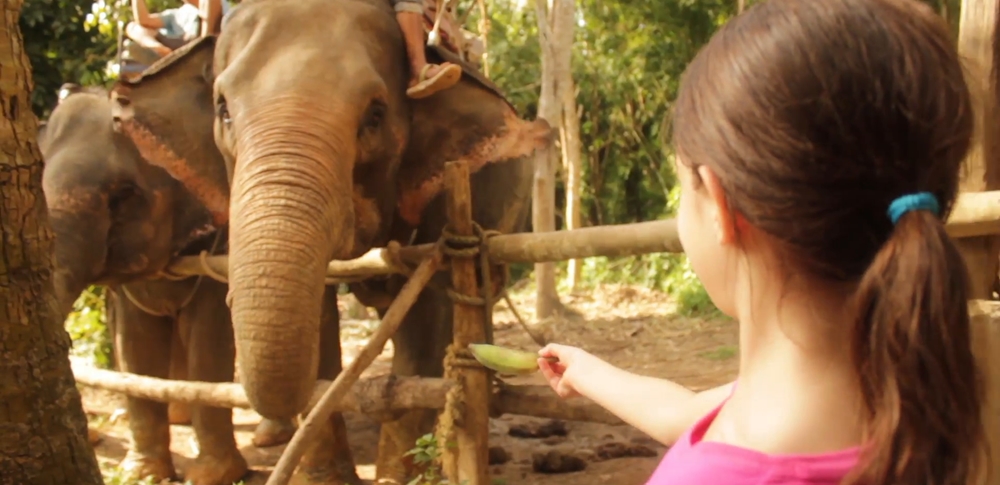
[697,164,739,246]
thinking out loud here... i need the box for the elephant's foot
[120,450,176,483]
[169,401,193,425]
[375,410,436,484]
[373,432,416,485]
[289,466,363,485]
[252,417,297,448]
[294,413,362,485]
[183,450,250,485]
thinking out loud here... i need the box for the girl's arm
[574,362,734,445]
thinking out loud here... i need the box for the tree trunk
[557,0,583,291]
[0,0,104,483]
[477,0,490,78]
[532,0,564,320]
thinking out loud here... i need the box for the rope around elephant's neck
[119,229,225,318]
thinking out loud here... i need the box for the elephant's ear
[109,36,230,228]
[37,121,47,145]
[397,55,554,227]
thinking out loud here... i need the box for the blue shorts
[157,4,201,40]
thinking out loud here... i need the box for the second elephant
[39,87,299,485]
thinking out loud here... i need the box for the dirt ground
[80,284,739,485]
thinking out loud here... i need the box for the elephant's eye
[359,101,386,135]
[216,95,231,124]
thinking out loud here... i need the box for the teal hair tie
[887,192,940,225]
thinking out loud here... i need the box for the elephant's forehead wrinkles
[119,119,230,227]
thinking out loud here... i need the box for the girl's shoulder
[644,397,860,485]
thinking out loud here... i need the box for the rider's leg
[393,0,461,99]
[125,21,174,57]
[198,0,222,36]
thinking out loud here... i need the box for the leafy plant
[65,285,115,369]
[404,433,466,485]
[99,464,160,485]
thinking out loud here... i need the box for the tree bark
[0,0,104,483]
[477,0,490,78]
[557,0,583,291]
[532,0,568,320]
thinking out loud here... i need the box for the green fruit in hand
[467,343,551,375]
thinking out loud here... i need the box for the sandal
[406,62,462,99]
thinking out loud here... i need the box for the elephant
[109,0,553,482]
[38,87,298,485]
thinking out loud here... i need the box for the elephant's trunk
[227,106,355,419]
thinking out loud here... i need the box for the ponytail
[846,203,986,485]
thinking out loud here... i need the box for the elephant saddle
[420,0,484,68]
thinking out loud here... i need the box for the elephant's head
[39,86,225,319]
[111,0,553,419]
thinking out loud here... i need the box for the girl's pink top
[645,398,861,484]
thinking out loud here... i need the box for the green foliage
[21,0,117,117]
[460,0,737,308]
[404,433,466,485]
[21,0,181,118]
[65,285,114,369]
[665,256,719,317]
[99,465,159,485]
[100,460,245,485]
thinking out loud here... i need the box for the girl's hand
[537,343,606,399]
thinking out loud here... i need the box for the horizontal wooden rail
[72,364,623,426]
[944,190,1000,238]
[166,218,682,282]
[161,189,1000,282]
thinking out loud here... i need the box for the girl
[538,0,987,484]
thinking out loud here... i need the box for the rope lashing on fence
[440,222,503,331]
[119,229,226,318]
[381,240,417,279]
[433,222,499,477]
[438,222,546,347]
[435,343,470,478]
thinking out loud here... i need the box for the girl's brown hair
[671,0,986,484]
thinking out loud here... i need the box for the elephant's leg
[168,324,192,425]
[112,287,178,482]
[292,288,362,485]
[375,281,453,484]
[251,416,297,448]
[177,280,249,485]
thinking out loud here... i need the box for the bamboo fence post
[441,160,491,485]
[264,251,443,485]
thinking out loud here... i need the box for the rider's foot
[406,62,462,99]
